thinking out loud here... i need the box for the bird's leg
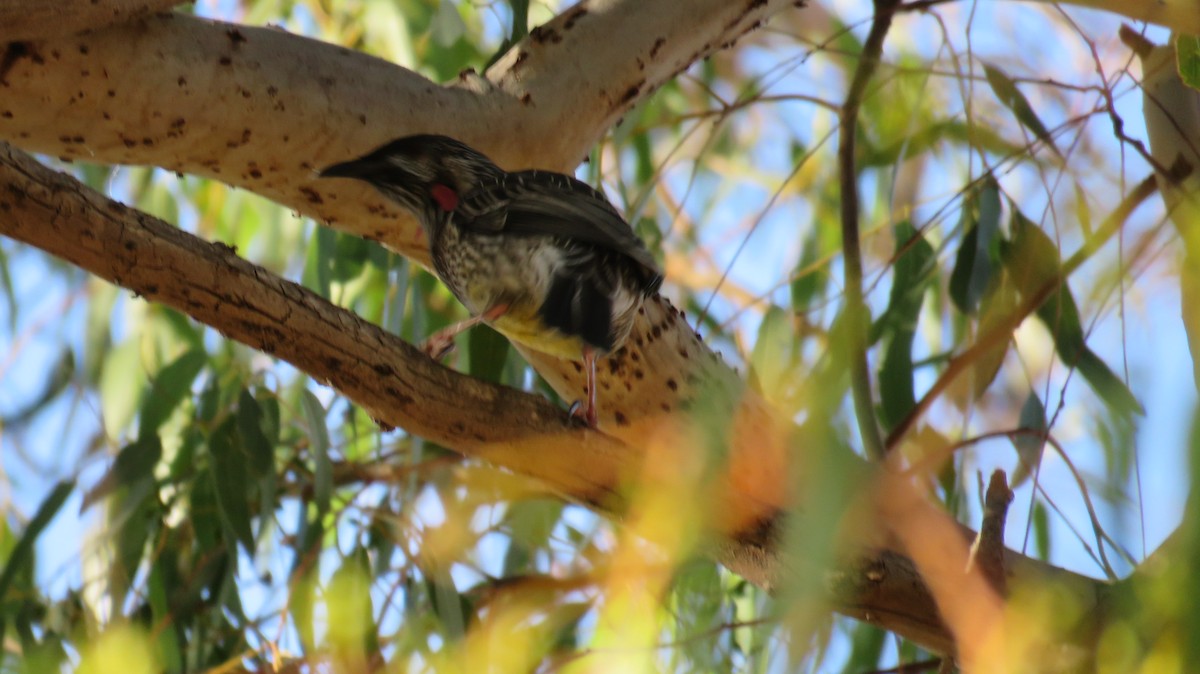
[422,304,508,360]
[570,346,599,428]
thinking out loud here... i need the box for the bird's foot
[567,400,598,428]
[421,333,457,361]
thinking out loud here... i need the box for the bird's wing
[457,170,662,279]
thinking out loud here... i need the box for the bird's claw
[422,335,456,361]
[567,400,598,428]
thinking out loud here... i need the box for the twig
[967,470,1013,596]
[839,0,901,460]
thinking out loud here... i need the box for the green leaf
[1011,391,1047,486]
[99,338,148,435]
[1002,211,1142,416]
[236,389,274,479]
[148,556,185,674]
[331,233,372,283]
[791,231,827,313]
[0,244,15,333]
[467,325,510,384]
[502,499,563,575]
[81,435,163,512]
[139,349,206,440]
[431,0,466,47]
[748,305,795,401]
[300,390,333,517]
[1177,35,1200,91]
[983,62,1060,156]
[426,576,471,639]
[209,419,255,554]
[877,222,935,430]
[1032,500,1051,558]
[1075,349,1143,417]
[949,177,1001,314]
[303,225,336,300]
[0,481,73,604]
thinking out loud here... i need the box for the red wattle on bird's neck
[430,184,459,211]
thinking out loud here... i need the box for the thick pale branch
[0,0,188,41]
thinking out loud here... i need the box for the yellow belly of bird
[488,306,588,359]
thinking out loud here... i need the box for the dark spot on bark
[79,44,90,55]
[358,113,367,125]
[0,111,10,118]
[563,5,587,29]
[124,240,136,251]
[106,89,115,97]
[226,28,247,45]
[733,509,784,550]
[218,56,232,66]
[747,0,768,9]
[620,81,643,104]
[651,326,662,340]
[520,93,532,105]
[452,421,466,434]
[614,411,628,426]
[629,351,639,362]
[607,359,620,375]
[80,69,90,77]
[0,42,35,85]
[177,76,187,87]
[661,403,671,412]
[572,361,583,373]
[248,168,262,179]
[267,85,278,97]
[666,378,678,391]
[678,348,689,359]
[299,186,324,205]
[649,37,666,59]
[385,386,414,406]
[141,137,153,146]
[637,306,645,315]
[529,25,562,44]
[633,369,644,380]
[373,363,395,376]
[634,337,644,347]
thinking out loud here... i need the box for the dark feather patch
[539,274,615,352]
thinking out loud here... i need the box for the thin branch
[839,0,900,460]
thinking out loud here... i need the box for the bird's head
[319,134,503,226]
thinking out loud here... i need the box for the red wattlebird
[320,135,663,427]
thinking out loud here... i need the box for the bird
[319,134,663,427]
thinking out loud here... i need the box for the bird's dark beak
[317,158,371,179]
